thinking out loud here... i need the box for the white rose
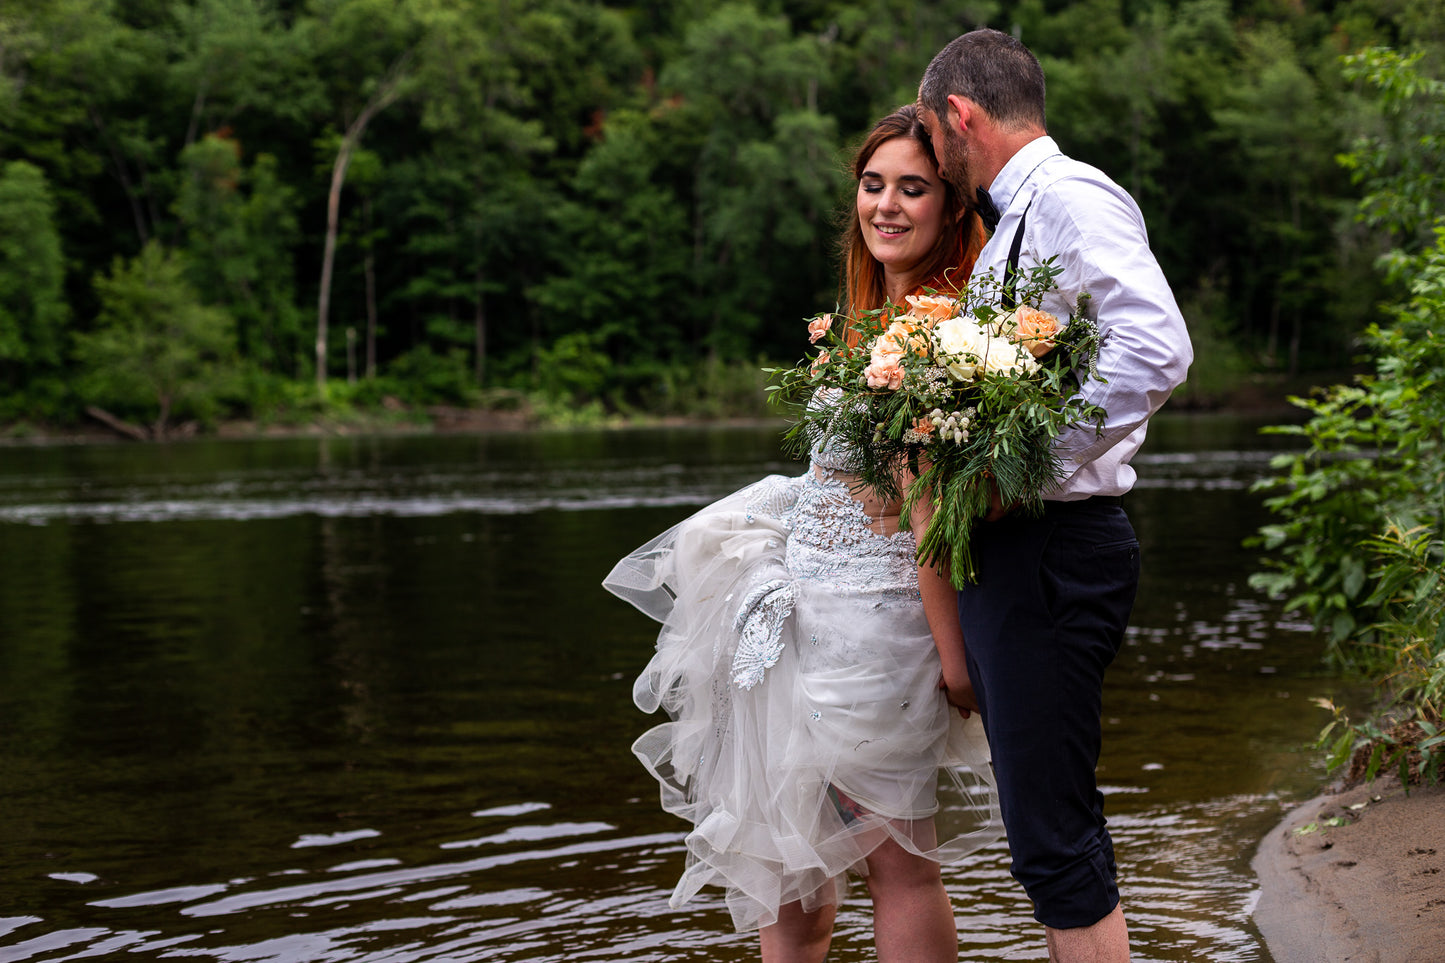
[932,316,1039,381]
[981,336,1039,376]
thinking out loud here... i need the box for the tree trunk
[314,52,412,393]
[474,266,487,384]
[184,82,209,149]
[85,405,149,442]
[1288,184,1303,377]
[363,197,378,379]
[1264,297,1280,368]
[315,138,351,392]
[89,108,150,245]
[152,392,172,440]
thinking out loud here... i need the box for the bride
[605,105,999,963]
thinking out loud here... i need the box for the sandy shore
[1252,774,1445,962]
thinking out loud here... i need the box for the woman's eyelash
[861,184,926,196]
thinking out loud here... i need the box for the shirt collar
[985,135,1060,215]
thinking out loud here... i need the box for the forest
[0,0,1442,435]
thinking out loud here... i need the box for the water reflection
[0,415,1342,962]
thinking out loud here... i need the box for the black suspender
[1000,201,1033,310]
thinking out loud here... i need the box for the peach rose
[809,349,830,376]
[904,294,958,325]
[864,358,905,390]
[807,314,832,344]
[875,319,929,359]
[1000,305,1060,357]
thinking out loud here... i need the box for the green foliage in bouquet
[768,262,1107,587]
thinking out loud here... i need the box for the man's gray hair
[919,29,1046,131]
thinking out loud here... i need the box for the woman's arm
[909,487,978,717]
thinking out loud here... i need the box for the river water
[0,414,1345,962]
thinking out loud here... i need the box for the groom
[917,29,1192,962]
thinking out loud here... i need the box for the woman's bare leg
[760,899,836,963]
[865,834,957,963]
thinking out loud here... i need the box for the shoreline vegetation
[1242,38,1444,946]
[2,2,1438,466]
[0,366,1332,447]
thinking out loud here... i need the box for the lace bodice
[805,387,864,474]
[785,461,919,602]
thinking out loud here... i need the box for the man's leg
[1046,903,1130,962]
[959,502,1139,950]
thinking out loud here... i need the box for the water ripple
[0,448,1275,524]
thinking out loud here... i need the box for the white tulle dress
[604,436,1001,933]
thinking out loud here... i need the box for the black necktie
[975,186,1001,233]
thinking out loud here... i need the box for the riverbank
[1252,773,1445,963]
[0,368,1339,446]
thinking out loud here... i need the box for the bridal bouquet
[770,262,1107,587]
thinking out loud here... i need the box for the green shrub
[1251,232,1445,784]
[381,346,481,407]
[73,243,241,435]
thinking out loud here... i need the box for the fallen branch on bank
[85,406,149,441]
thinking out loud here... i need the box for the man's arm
[1034,174,1193,482]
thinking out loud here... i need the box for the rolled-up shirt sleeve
[1035,174,1192,487]
[980,147,1192,498]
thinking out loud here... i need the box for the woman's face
[856,136,949,285]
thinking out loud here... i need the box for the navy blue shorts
[957,497,1140,929]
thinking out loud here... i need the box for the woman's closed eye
[862,183,926,198]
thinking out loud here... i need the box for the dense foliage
[1250,46,1444,786]
[0,0,1442,432]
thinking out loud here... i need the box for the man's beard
[938,126,973,194]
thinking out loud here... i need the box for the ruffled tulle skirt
[604,472,1000,932]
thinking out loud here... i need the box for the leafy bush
[1250,233,1445,784]
[380,346,481,407]
[630,357,777,419]
[73,243,241,435]
[1246,319,1443,668]
[1249,46,1445,785]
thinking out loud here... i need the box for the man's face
[920,102,973,194]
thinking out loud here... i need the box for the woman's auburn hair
[840,105,985,329]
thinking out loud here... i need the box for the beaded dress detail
[604,424,1000,933]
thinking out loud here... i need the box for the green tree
[528,108,692,402]
[1214,24,1344,373]
[1338,47,1445,270]
[73,242,238,436]
[662,2,840,358]
[166,0,309,150]
[0,161,69,384]
[828,0,999,123]
[405,0,554,384]
[173,133,304,378]
[0,0,162,257]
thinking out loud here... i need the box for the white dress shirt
[969,136,1193,500]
